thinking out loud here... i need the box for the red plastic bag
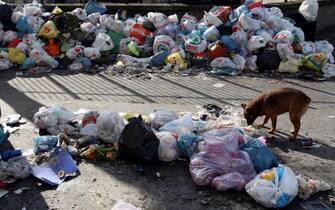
[130,23,152,45]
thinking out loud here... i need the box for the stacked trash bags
[27,105,332,208]
[0,0,334,78]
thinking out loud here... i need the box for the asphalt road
[0,71,334,210]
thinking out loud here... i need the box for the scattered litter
[212,83,226,88]
[14,187,30,195]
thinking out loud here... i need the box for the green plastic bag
[106,30,125,54]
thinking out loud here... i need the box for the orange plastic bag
[44,39,60,57]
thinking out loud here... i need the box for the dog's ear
[241,103,247,109]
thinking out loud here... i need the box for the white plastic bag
[274,30,294,44]
[245,55,258,71]
[168,14,179,24]
[159,113,195,137]
[210,57,237,69]
[110,20,124,33]
[247,35,266,52]
[315,40,334,64]
[299,0,318,22]
[84,47,101,60]
[80,124,98,137]
[185,39,207,54]
[87,12,101,24]
[96,112,125,144]
[153,35,176,54]
[277,58,302,73]
[66,45,85,60]
[277,43,296,61]
[156,131,179,162]
[11,11,23,24]
[80,21,97,33]
[23,3,42,17]
[92,33,114,52]
[3,31,18,43]
[72,8,88,21]
[233,54,246,71]
[203,26,220,42]
[322,63,335,79]
[123,19,136,37]
[204,11,223,27]
[27,16,45,33]
[147,12,169,29]
[239,13,261,32]
[30,48,59,68]
[149,109,178,129]
[180,13,197,33]
[245,165,298,208]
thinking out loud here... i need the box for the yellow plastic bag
[8,48,26,65]
[38,21,59,39]
[52,6,63,15]
[164,52,187,69]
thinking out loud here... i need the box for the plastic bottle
[33,135,59,153]
[0,150,22,161]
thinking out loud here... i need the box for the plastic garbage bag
[72,8,87,21]
[110,20,124,33]
[245,165,298,208]
[130,23,152,45]
[38,21,59,39]
[23,2,42,17]
[220,35,240,53]
[21,57,36,70]
[210,57,237,69]
[168,14,178,24]
[149,109,178,129]
[96,112,125,144]
[240,138,278,173]
[150,50,169,67]
[66,45,84,60]
[233,54,246,71]
[80,21,97,33]
[147,12,169,29]
[160,113,194,137]
[154,23,179,40]
[87,12,101,24]
[153,35,175,54]
[119,115,159,164]
[315,40,334,64]
[322,63,335,78]
[30,48,59,68]
[190,128,256,191]
[177,133,199,159]
[274,30,294,44]
[11,10,23,24]
[0,51,12,70]
[84,47,101,60]
[256,49,281,71]
[84,0,107,15]
[3,31,18,43]
[255,29,274,43]
[8,48,25,65]
[277,58,302,73]
[247,35,267,52]
[180,13,197,34]
[231,30,248,47]
[245,55,258,71]
[73,57,92,71]
[156,131,179,162]
[239,13,261,32]
[203,26,220,43]
[277,43,296,61]
[204,11,223,27]
[164,52,187,69]
[123,19,136,37]
[302,53,327,72]
[296,174,332,200]
[185,39,207,54]
[44,39,60,57]
[299,0,318,22]
[34,105,76,130]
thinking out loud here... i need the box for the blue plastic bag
[177,133,200,159]
[84,0,107,15]
[0,125,10,144]
[16,16,29,34]
[240,138,278,173]
[150,50,169,67]
[21,58,36,70]
[220,35,240,53]
[73,57,92,71]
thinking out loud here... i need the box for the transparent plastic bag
[299,0,318,22]
[30,48,59,68]
[247,35,266,52]
[245,55,258,71]
[72,8,88,21]
[210,57,237,69]
[96,112,125,144]
[147,12,169,29]
[149,108,178,129]
[245,165,298,208]
[153,35,175,54]
[203,11,223,27]
[180,13,197,34]
[274,30,294,44]
[233,54,246,71]
[156,131,179,162]
[84,47,101,60]
[66,45,84,60]
[277,43,296,61]
[80,21,97,33]
[159,113,195,137]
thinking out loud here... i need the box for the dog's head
[241,103,259,126]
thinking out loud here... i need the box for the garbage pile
[0,104,333,208]
[0,0,334,78]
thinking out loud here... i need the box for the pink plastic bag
[190,127,256,191]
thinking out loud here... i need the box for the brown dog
[242,88,311,140]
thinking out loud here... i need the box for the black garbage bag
[118,115,160,165]
[256,49,281,72]
[50,12,80,34]
[0,2,15,31]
